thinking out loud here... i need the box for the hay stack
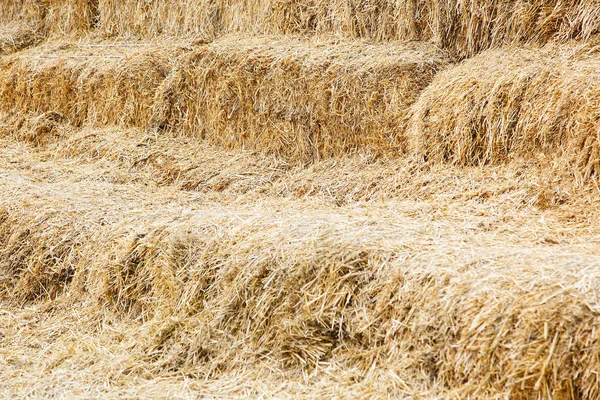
[95,1,600,56]
[0,0,98,35]
[0,41,188,129]
[0,22,42,55]
[1,157,600,397]
[153,36,449,161]
[408,41,600,181]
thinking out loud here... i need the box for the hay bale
[0,41,188,129]
[95,1,600,57]
[0,22,42,55]
[0,0,98,40]
[1,157,600,398]
[153,36,449,161]
[408,40,600,181]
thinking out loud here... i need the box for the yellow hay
[408,40,600,181]
[153,36,449,161]
[0,22,42,55]
[0,41,187,129]
[0,153,599,397]
[0,0,98,35]
[95,0,600,57]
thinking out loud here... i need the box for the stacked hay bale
[153,36,449,161]
[408,40,600,180]
[0,161,600,398]
[0,41,188,128]
[95,0,600,57]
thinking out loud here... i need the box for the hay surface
[0,0,98,36]
[0,127,600,397]
[96,0,600,57]
[0,22,42,55]
[0,40,189,129]
[409,40,600,181]
[154,36,449,161]
[1,120,595,212]
[0,144,599,397]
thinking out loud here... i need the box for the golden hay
[426,0,600,57]
[0,0,98,35]
[95,0,600,56]
[0,41,188,129]
[153,36,449,161]
[0,119,590,212]
[408,40,600,181]
[0,144,600,398]
[0,22,42,55]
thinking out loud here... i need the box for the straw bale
[0,41,188,129]
[0,0,98,35]
[0,154,600,397]
[95,1,600,57]
[153,36,449,161]
[409,41,600,181]
[0,22,42,55]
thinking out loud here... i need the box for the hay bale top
[187,35,451,70]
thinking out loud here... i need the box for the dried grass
[0,40,188,129]
[95,0,600,57]
[1,119,592,213]
[0,0,98,36]
[153,36,449,161]
[1,36,447,161]
[408,39,600,181]
[0,22,42,55]
[0,147,599,397]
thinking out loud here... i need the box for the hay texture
[426,0,600,57]
[1,149,600,398]
[0,0,98,36]
[154,36,449,161]
[95,0,600,57]
[0,22,42,55]
[96,0,417,40]
[0,41,188,129]
[409,41,600,181]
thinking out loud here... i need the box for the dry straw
[0,41,188,129]
[0,156,599,398]
[0,0,98,36]
[0,22,42,55]
[153,35,449,161]
[94,0,600,57]
[408,39,600,181]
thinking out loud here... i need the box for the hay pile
[0,119,585,211]
[154,36,449,161]
[0,145,600,398]
[94,0,600,57]
[409,40,600,181]
[0,22,42,55]
[0,41,188,129]
[0,0,98,36]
